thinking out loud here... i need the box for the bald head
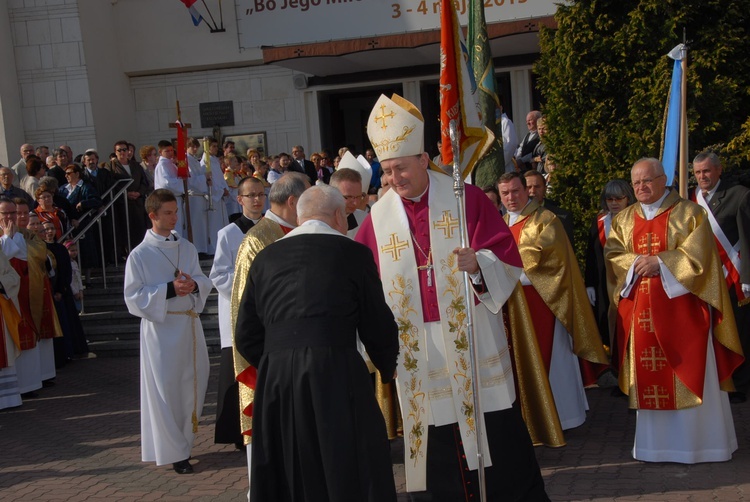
[296,185,347,235]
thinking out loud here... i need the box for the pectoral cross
[418,263,433,287]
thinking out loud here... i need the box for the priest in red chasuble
[499,171,608,439]
[605,157,744,463]
[355,94,547,501]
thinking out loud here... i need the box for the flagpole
[678,38,688,198]
[449,119,487,502]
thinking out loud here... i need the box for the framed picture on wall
[223,132,267,158]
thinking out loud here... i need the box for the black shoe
[42,380,55,388]
[21,391,39,399]
[729,391,746,404]
[172,459,193,474]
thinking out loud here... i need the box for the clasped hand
[634,255,660,277]
[173,271,196,296]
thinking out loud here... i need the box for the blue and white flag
[663,44,685,186]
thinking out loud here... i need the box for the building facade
[0,0,555,164]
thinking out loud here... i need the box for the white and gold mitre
[337,151,372,188]
[367,94,424,161]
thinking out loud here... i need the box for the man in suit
[524,170,575,246]
[0,168,33,207]
[235,184,399,501]
[47,148,69,188]
[691,151,750,403]
[10,144,35,188]
[105,140,149,257]
[291,145,318,185]
[514,110,541,172]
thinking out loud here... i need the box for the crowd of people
[2,95,748,501]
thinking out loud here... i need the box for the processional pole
[449,119,487,502]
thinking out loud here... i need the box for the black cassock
[235,231,399,502]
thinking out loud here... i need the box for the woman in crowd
[23,156,47,199]
[532,116,547,173]
[59,164,102,281]
[139,145,158,193]
[41,220,89,360]
[34,188,69,240]
[585,179,635,373]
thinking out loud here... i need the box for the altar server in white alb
[0,247,22,410]
[124,189,212,475]
[209,176,265,451]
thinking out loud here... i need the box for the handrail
[57,178,133,292]
[58,178,131,243]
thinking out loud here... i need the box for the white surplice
[0,250,21,409]
[187,154,209,254]
[0,232,42,394]
[154,156,186,237]
[201,156,230,253]
[209,221,248,348]
[124,229,212,465]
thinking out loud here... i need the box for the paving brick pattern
[0,355,748,501]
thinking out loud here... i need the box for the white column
[0,0,24,166]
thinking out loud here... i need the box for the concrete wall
[7,0,96,158]
[130,65,303,156]
[110,0,262,76]
[0,0,25,166]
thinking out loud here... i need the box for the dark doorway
[318,84,403,156]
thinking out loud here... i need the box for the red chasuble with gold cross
[617,209,711,410]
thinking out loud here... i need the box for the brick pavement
[0,355,748,501]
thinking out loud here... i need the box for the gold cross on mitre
[381,233,409,262]
[374,104,395,131]
[433,210,459,239]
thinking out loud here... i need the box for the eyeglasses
[116,148,129,153]
[606,196,628,202]
[342,194,364,201]
[631,174,664,188]
[239,193,266,199]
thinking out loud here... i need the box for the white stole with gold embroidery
[372,171,504,492]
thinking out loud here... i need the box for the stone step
[88,336,222,358]
[77,259,219,357]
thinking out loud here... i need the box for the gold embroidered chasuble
[371,171,518,492]
[230,217,286,444]
[24,230,62,339]
[605,190,744,408]
[504,283,566,448]
[504,202,608,366]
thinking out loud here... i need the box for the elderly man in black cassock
[235,184,399,502]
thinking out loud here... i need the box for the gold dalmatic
[230,218,286,444]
